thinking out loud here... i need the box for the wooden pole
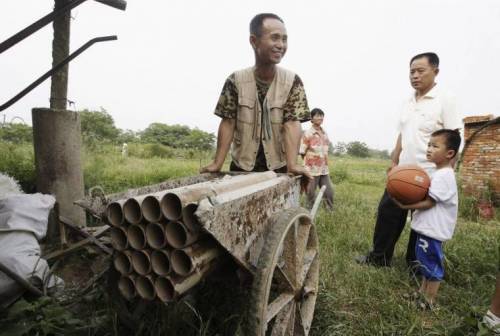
[50,0,71,109]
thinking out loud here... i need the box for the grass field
[0,144,499,335]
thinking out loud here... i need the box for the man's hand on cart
[287,164,313,193]
[200,162,222,173]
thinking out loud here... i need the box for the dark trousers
[307,174,334,209]
[368,189,417,266]
[229,161,287,174]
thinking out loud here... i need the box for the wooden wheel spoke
[298,292,316,334]
[270,301,296,336]
[295,218,312,282]
[300,249,317,284]
[294,304,307,336]
[280,220,298,286]
[275,264,295,291]
[266,293,294,323]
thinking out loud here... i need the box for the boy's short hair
[311,108,325,118]
[431,129,461,158]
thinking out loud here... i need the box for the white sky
[1,0,500,151]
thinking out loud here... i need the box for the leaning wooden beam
[59,216,113,255]
[43,225,110,260]
[0,261,44,297]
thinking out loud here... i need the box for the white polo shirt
[398,85,462,173]
[411,167,458,241]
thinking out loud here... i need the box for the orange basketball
[386,164,430,204]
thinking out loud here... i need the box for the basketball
[386,164,430,204]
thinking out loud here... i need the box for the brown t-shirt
[214,73,311,170]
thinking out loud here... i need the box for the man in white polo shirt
[356,52,462,268]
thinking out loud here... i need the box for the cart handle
[310,185,327,221]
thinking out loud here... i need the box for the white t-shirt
[398,85,462,174]
[411,167,458,241]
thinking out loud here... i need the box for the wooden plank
[42,225,109,261]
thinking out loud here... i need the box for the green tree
[79,108,120,143]
[332,141,347,156]
[0,123,33,143]
[140,123,214,151]
[346,141,370,157]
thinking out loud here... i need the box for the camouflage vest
[232,66,295,171]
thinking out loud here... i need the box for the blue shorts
[415,233,444,281]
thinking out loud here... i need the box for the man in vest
[200,13,312,178]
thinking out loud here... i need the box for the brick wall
[460,115,500,204]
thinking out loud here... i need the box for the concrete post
[32,108,85,228]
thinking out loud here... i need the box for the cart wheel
[246,208,320,336]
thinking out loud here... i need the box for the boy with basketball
[392,129,461,308]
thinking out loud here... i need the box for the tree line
[0,109,389,159]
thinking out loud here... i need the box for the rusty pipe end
[131,250,152,275]
[110,227,128,251]
[142,195,162,223]
[123,198,142,224]
[128,224,147,250]
[165,221,188,249]
[182,203,201,232]
[136,275,156,300]
[151,250,171,276]
[155,277,174,302]
[113,250,133,275]
[171,249,193,276]
[146,222,167,249]
[118,275,137,300]
[106,202,124,227]
[161,193,182,221]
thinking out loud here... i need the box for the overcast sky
[1,0,500,151]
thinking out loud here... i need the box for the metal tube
[131,249,152,275]
[145,221,169,249]
[106,200,126,227]
[110,227,128,251]
[170,240,221,276]
[135,274,156,300]
[165,221,198,249]
[123,197,145,225]
[118,274,137,301]
[160,172,277,221]
[127,224,147,250]
[113,250,133,275]
[141,194,163,223]
[154,276,174,303]
[94,0,127,10]
[167,262,213,299]
[181,203,201,232]
[151,250,172,276]
[1,36,117,112]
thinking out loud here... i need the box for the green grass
[310,157,499,336]
[0,145,498,335]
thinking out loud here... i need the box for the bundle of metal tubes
[106,171,277,302]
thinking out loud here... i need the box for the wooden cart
[78,172,320,336]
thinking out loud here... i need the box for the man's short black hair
[410,52,440,68]
[311,108,325,118]
[250,13,284,37]
[431,129,461,158]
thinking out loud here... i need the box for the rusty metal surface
[195,175,301,271]
[78,172,301,273]
[77,173,232,218]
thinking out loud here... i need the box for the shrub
[0,142,36,192]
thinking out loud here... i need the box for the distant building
[460,115,499,205]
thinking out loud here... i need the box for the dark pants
[307,174,334,209]
[229,161,287,174]
[368,189,417,266]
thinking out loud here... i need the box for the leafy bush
[0,123,33,143]
[0,142,36,192]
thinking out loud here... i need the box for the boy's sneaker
[483,310,500,334]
